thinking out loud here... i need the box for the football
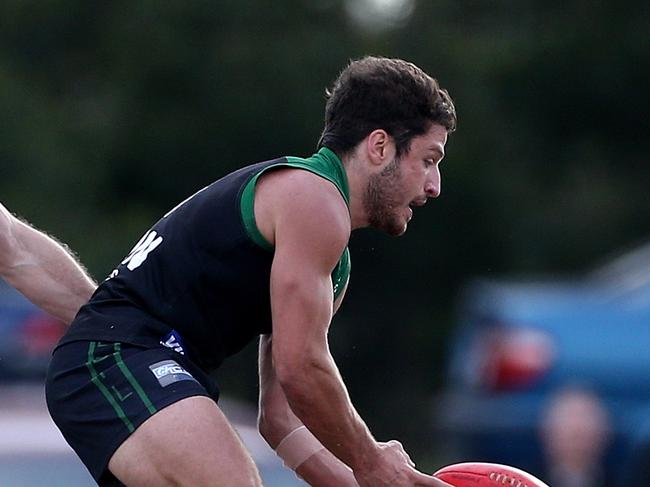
[433,462,549,487]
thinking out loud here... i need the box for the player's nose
[425,166,441,198]
[425,176,441,198]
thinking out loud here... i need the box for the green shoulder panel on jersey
[240,147,351,299]
[332,247,350,299]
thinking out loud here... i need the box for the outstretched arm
[0,202,96,324]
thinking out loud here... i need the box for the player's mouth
[409,197,428,208]
[406,198,426,222]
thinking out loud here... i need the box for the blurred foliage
[1,0,648,465]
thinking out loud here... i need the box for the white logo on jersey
[121,230,163,271]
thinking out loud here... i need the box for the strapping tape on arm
[275,425,326,470]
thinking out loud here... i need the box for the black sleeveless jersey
[61,148,351,372]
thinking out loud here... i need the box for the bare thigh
[108,396,263,487]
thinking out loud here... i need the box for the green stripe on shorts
[86,341,135,433]
[113,343,157,415]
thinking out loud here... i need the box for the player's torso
[64,149,351,371]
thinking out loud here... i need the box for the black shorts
[45,340,220,486]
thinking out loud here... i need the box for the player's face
[364,123,447,236]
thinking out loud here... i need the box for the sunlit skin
[356,123,448,236]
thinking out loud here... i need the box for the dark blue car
[434,242,650,485]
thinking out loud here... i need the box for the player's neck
[341,154,370,231]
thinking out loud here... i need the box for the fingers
[387,440,415,467]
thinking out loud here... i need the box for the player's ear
[365,129,394,167]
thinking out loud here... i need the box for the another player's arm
[264,171,446,487]
[0,202,96,324]
[258,333,358,487]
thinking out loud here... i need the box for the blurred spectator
[538,387,611,487]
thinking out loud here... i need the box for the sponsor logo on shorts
[149,360,196,387]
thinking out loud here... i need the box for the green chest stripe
[240,148,351,299]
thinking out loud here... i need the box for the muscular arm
[258,334,358,487]
[257,170,447,487]
[268,172,377,470]
[0,203,96,324]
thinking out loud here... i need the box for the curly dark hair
[318,56,456,159]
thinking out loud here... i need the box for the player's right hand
[353,440,453,487]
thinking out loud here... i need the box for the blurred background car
[433,241,650,486]
[0,279,66,381]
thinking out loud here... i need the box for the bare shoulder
[255,168,351,259]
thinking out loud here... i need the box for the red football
[433,462,549,487]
